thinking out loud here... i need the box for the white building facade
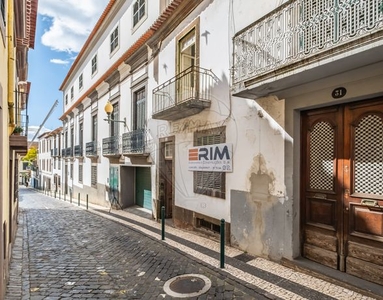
[59,0,383,286]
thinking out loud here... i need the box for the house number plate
[332,87,347,99]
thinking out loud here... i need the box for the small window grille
[193,127,226,199]
[91,166,97,187]
[197,218,220,234]
[79,165,83,183]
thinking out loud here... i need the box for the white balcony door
[178,29,196,103]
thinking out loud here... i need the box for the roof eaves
[59,0,183,121]
[59,0,117,91]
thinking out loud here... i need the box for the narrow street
[6,188,266,299]
[6,188,380,300]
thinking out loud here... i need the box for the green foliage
[13,125,24,134]
[22,147,38,163]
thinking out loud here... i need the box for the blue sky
[27,0,109,132]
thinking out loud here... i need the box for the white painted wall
[59,0,297,261]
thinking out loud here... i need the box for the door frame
[159,136,175,219]
[300,97,383,282]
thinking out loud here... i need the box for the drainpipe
[7,0,15,136]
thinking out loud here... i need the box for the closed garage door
[136,167,152,210]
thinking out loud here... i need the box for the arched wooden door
[301,99,383,285]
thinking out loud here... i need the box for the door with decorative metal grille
[301,99,383,285]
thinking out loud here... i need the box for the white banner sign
[188,143,233,172]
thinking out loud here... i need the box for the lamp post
[103,101,127,128]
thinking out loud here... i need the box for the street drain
[163,274,211,298]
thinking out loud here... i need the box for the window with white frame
[79,73,83,90]
[110,26,119,54]
[92,114,97,141]
[110,103,119,137]
[193,127,226,199]
[70,86,74,100]
[65,94,68,105]
[133,0,146,27]
[133,88,146,130]
[91,54,97,75]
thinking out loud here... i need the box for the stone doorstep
[281,257,383,300]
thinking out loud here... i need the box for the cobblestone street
[6,188,267,300]
[5,188,382,299]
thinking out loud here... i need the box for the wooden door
[301,99,383,285]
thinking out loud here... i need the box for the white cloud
[50,58,69,65]
[38,0,109,53]
[27,126,51,142]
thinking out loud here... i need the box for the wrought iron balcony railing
[74,145,83,157]
[61,149,66,157]
[65,147,73,157]
[152,66,217,121]
[102,136,121,156]
[233,0,383,91]
[122,129,150,155]
[85,141,98,157]
[51,148,58,157]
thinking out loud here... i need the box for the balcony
[102,136,121,157]
[65,147,73,157]
[85,141,98,157]
[74,145,83,157]
[232,0,383,98]
[122,129,150,157]
[152,66,216,121]
[51,148,58,157]
[9,135,27,152]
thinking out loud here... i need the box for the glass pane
[354,114,383,195]
[309,121,334,190]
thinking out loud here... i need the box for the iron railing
[85,141,98,157]
[74,145,83,157]
[51,148,58,157]
[61,149,66,157]
[122,129,149,154]
[102,136,120,156]
[153,66,216,115]
[233,0,383,90]
[65,147,73,157]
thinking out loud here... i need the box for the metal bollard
[64,192,66,201]
[59,190,61,200]
[86,194,88,210]
[161,206,165,240]
[78,193,80,206]
[220,219,225,268]
[70,193,72,203]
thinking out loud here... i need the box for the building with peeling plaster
[58,0,383,287]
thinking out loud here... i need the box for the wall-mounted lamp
[103,101,127,128]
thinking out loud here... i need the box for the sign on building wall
[188,143,233,172]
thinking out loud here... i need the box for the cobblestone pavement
[5,188,382,299]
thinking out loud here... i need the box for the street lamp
[103,101,127,128]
